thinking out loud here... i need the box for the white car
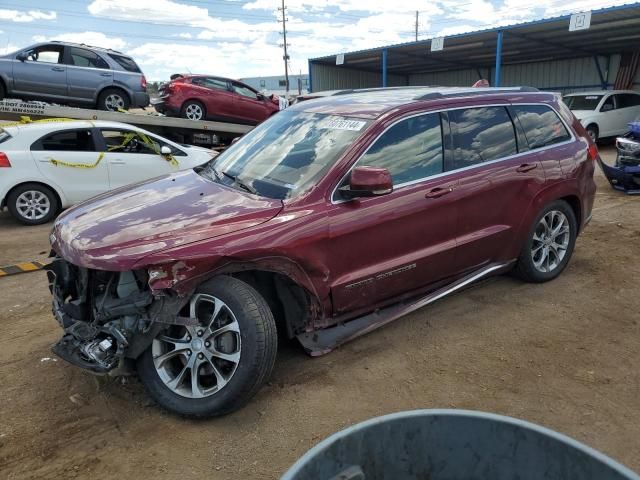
[0,120,216,225]
[563,90,640,142]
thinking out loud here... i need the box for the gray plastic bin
[281,409,639,480]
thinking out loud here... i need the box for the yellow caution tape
[48,132,178,169]
[0,116,76,128]
[50,152,105,169]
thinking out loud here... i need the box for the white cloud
[244,0,440,14]
[174,32,193,39]
[0,9,56,23]
[32,32,127,51]
[0,43,21,55]
[129,40,287,80]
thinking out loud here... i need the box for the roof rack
[416,86,539,100]
[49,40,124,55]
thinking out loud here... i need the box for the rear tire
[0,81,5,101]
[97,88,130,111]
[137,275,277,417]
[514,200,577,283]
[7,183,59,225]
[586,124,599,144]
[181,100,206,121]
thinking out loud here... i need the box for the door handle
[110,160,126,165]
[51,67,65,72]
[100,72,112,77]
[516,163,538,173]
[425,186,454,199]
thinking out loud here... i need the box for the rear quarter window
[108,54,141,73]
[449,106,517,169]
[512,105,571,150]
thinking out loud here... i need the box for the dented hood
[51,170,283,270]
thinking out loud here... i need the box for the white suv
[563,90,640,142]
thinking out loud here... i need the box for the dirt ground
[0,146,639,479]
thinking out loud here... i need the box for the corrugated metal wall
[310,63,406,91]
[312,53,640,94]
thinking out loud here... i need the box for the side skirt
[297,261,515,356]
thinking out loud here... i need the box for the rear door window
[357,112,443,185]
[449,106,517,170]
[192,77,228,91]
[68,47,110,69]
[511,105,571,150]
[31,129,96,151]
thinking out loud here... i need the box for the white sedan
[563,90,640,142]
[0,120,216,224]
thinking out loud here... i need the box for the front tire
[514,200,577,283]
[7,183,59,225]
[137,275,277,417]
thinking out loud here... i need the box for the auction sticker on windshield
[322,118,367,131]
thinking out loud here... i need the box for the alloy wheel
[16,190,50,221]
[185,103,203,120]
[105,93,125,110]
[531,210,570,273]
[152,293,241,398]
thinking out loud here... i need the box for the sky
[0,0,634,81]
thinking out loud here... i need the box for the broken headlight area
[45,257,191,374]
[601,134,640,194]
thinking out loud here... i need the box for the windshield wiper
[221,170,258,195]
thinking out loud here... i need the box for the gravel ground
[0,146,638,479]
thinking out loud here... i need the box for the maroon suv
[152,74,280,124]
[47,87,597,417]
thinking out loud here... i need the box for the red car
[47,87,597,417]
[152,74,280,124]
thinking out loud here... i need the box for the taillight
[0,152,11,167]
[588,143,598,161]
[141,75,147,90]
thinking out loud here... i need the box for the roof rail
[416,86,539,100]
[49,40,123,55]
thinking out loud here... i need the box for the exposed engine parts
[46,257,188,374]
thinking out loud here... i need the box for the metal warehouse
[308,3,640,94]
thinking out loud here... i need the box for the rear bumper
[132,92,150,108]
[151,96,180,115]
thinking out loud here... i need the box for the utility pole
[415,11,419,42]
[278,0,290,95]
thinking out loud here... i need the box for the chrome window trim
[330,102,576,205]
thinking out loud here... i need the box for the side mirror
[601,103,613,112]
[256,93,265,100]
[339,166,393,199]
[160,145,171,155]
[16,52,27,62]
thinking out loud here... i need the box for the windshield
[202,110,369,199]
[563,95,603,110]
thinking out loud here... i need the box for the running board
[297,261,514,356]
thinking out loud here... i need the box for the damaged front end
[600,126,640,194]
[46,257,191,374]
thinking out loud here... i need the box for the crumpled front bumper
[599,160,640,194]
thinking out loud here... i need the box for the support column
[382,49,388,88]
[308,59,313,93]
[495,30,503,87]
[593,56,606,89]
